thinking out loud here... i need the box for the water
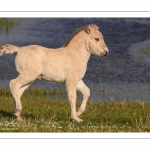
[0,18,150,102]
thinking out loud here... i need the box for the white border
[0,137,149,150]
[0,133,150,139]
[0,133,150,150]
[0,11,150,18]
[0,0,150,12]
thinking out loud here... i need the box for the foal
[0,24,109,122]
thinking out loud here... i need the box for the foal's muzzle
[102,48,109,56]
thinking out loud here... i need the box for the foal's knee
[84,87,90,98]
[87,87,90,97]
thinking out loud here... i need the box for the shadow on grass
[22,113,39,120]
[0,110,39,120]
[0,110,13,118]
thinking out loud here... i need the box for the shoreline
[1,81,150,102]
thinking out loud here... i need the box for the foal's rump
[15,45,43,77]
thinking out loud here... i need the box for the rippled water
[1,18,150,102]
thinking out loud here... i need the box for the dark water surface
[1,18,150,102]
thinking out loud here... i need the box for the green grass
[0,88,150,132]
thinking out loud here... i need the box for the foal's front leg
[66,77,83,123]
[76,80,90,117]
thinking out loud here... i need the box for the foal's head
[85,24,109,57]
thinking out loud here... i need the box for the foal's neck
[64,32,91,62]
[66,43,91,63]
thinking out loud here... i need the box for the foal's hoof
[77,118,83,123]
[71,117,83,123]
[14,116,23,122]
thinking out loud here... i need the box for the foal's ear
[85,24,98,34]
[84,26,91,34]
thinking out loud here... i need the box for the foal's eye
[94,38,99,41]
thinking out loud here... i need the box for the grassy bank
[0,88,150,132]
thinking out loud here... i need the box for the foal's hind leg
[10,76,33,121]
[76,80,90,117]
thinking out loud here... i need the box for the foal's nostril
[104,49,109,56]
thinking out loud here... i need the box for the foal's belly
[39,68,66,83]
[39,74,65,83]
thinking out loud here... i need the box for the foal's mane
[63,24,98,47]
[63,25,87,47]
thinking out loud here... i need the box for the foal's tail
[0,44,20,56]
